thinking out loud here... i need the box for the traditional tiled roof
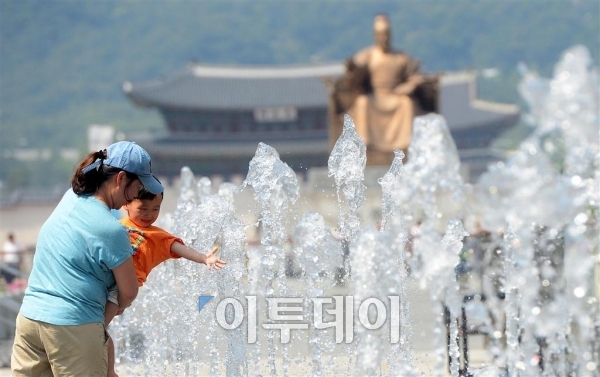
[144,137,330,158]
[124,63,519,132]
[124,63,344,110]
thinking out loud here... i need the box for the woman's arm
[171,242,226,270]
[112,257,138,311]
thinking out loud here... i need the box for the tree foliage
[0,0,598,188]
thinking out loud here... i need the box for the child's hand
[206,246,227,270]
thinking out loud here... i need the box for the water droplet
[574,212,589,225]
[574,287,586,298]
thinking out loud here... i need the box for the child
[104,185,226,377]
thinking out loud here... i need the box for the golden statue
[328,14,439,164]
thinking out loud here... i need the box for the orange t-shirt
[119,218,182,286]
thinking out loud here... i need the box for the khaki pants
[11,314,108,377]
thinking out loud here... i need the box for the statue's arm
[352,48,371,68]
[393,56,425,96]
[394,74,425,96]
[329,48,372,114]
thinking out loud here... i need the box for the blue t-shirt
[20,189,133,325]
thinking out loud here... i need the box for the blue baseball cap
[105,141,163,194]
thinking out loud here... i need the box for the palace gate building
[123,63,520,182]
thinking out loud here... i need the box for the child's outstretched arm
[171,242,227,270]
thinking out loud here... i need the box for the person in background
[104,182,226,377]
[11,141,163,377]
[1,233,23,290]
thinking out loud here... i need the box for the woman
[11,141,163,377]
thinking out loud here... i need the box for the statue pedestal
[306,165,392,191]
[302,165,390,229]
[366,149,404,166]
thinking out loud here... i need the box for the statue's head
[373,14,391,52]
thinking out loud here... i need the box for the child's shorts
[108,287,119,305]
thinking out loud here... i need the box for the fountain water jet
[111,45,599,377]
